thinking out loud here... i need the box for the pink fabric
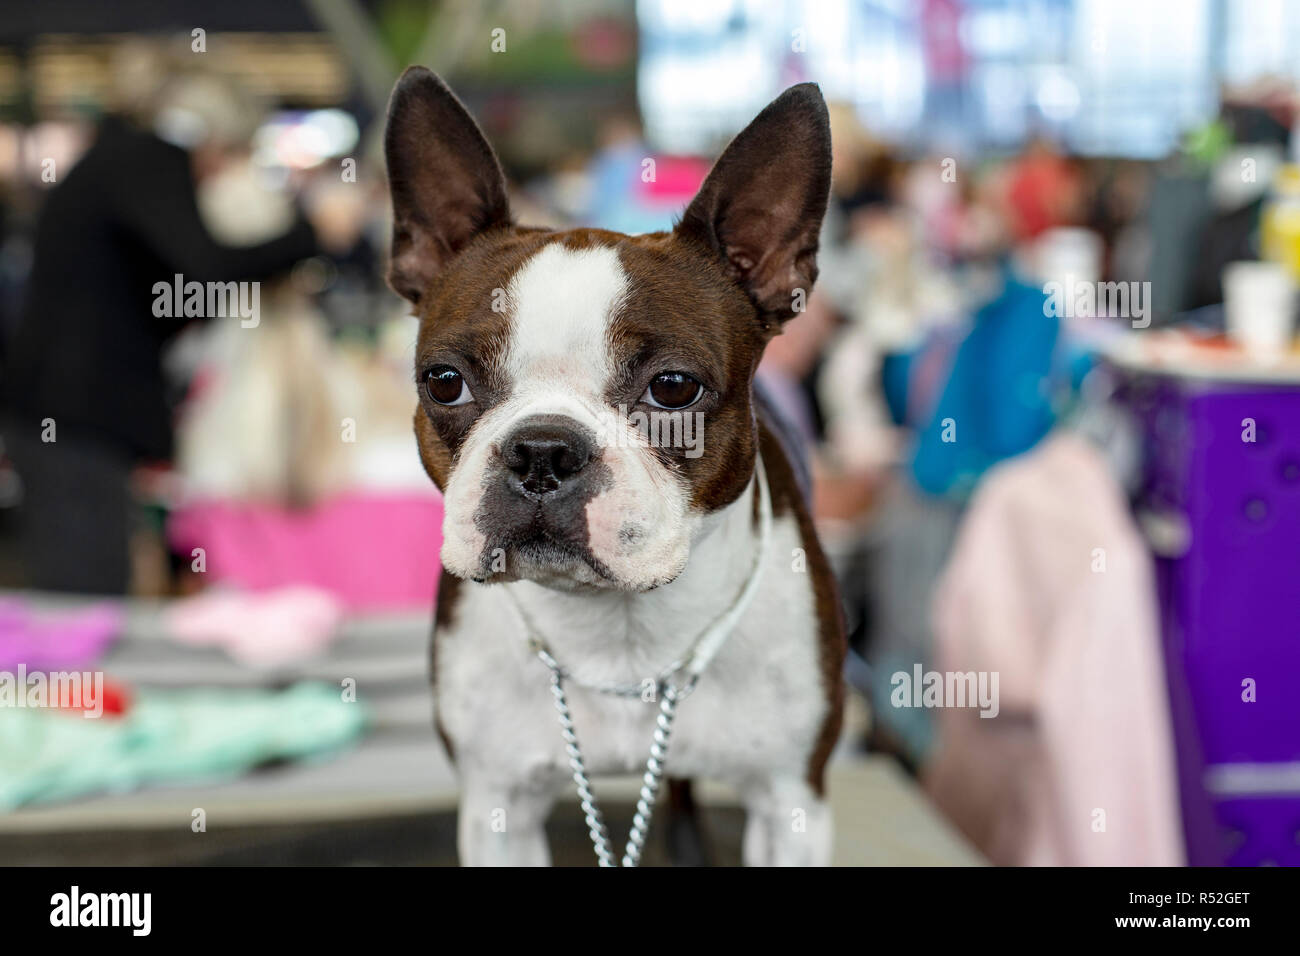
[168,493,442,612]
[165,586,344,668]
[924,433,1184,866]
[0,601,123,670]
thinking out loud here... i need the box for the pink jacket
[924,433,1184,865]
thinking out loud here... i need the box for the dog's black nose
[501,417,595,497]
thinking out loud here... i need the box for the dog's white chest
[433,509,828,791]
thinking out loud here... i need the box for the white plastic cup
[1223,261,1296,358]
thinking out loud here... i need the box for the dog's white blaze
[503,243,626,394]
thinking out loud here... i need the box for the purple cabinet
[1124,370,1300,865]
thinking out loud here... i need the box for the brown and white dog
[384,67,845,866]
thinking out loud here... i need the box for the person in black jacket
[2,81,317,594]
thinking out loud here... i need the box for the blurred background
[0,0,1298,866]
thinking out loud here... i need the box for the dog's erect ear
[384,66,512,305]
[676,83,832,326]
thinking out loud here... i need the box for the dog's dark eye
[424,366,473,406]
[643,372,703,410]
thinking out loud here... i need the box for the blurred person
[901,155,1008,266]
[825,102,899,219]
[1082,160,1152,285]
[814,104,918,472]
[297,164,394,332]
[1002,137,1084,243]
[818,197,966,472]
[1,67,317,594]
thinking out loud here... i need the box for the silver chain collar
[541,654,697,867]
[534,646,697,701]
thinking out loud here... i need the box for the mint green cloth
[0,683,367,810]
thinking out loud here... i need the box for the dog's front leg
[739,774,833,867]
[457,774,555,866]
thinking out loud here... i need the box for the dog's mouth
[470,510,620,589]
[461,471,684,593]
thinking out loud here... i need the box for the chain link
[542,652,695,867]
[535,646,693,700]
[547,668,617,866]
